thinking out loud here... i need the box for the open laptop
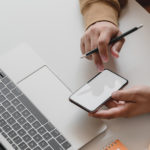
[0,44,107,150]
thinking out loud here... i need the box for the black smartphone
[69,69,128,112]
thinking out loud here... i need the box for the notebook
[103,139,128,150]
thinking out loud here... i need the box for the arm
[79,0,127,71]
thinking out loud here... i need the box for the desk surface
[0,0,150,149]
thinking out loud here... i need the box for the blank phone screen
[70,70,127,112]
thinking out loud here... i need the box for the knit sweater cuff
[81,1,119,29]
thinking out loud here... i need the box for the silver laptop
[0,44,107,150]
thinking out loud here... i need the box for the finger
[89,104,129,119]
[98,31,111,63]
[111,33,125,58]
[98,29,118,63]
[90,30,99,53]
[84,34,92,60]
[105,100,118,108]
[90,32,104,71]
[111,89,136,102]
[80,37,85,55]
[92,53,104,72]
[90,31,99,61]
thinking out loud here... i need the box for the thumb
[111,89,135,102]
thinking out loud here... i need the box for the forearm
[79,0,127,29]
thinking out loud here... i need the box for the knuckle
[101,24,111,31]
[119,93,124,100]
[118,91,126,99]
[84,32,90,40]
[98,39,106,46]
[109,26,118,33]
[132,87,141,96]
[98,37,110,46]
[91,43,97,50]
[90,26,97,34]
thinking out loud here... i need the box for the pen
[81,24,143,58]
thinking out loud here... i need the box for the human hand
[80,21,125,72]
[89,86,150,119]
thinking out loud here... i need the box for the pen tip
[137,24,143,29]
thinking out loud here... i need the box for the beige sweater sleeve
[80,0,127,29]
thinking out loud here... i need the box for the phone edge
[69,69,128,113]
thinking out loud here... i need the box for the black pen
[81,24,143,58]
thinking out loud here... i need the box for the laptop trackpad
[18,66,107,149]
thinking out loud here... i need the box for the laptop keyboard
[0,69,72,150]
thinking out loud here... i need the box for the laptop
[0,44,107,150]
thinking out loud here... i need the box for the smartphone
[69,69,128,112]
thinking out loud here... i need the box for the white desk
[0,0,150,149]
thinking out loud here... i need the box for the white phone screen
[70,70,127,112]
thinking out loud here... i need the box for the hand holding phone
[69,69,128,112]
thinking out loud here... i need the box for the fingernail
[97,64,104,72]
[102,56,108,63]
[118,101,125,104]
[113,49,119,58]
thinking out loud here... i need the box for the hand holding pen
[80,22,143,72]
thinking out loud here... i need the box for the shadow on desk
[136,0,150,13]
